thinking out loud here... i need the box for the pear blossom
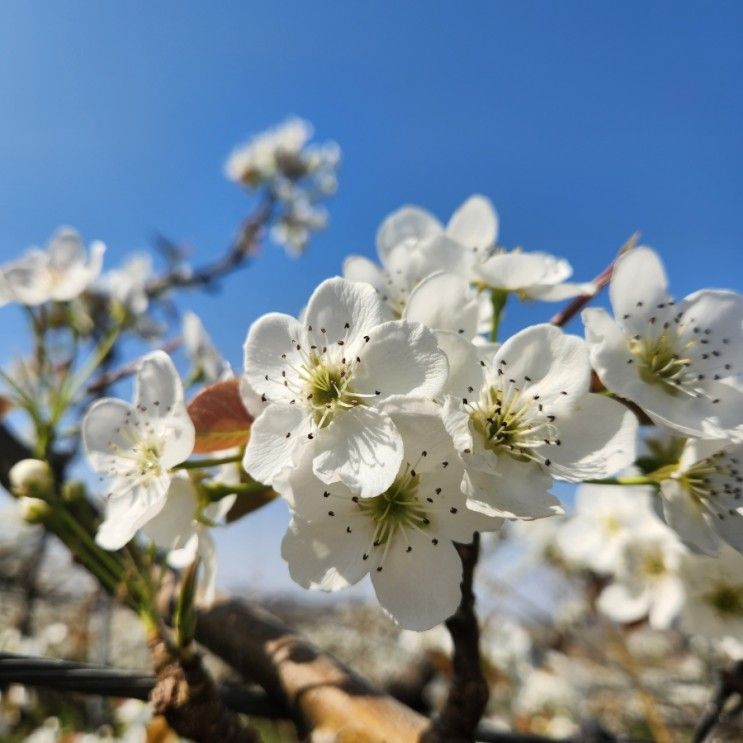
[583,247,743,438]
[0,228,105,307]
[556,482,659,573]
[679,547,743,640]
[278,401,502,630]
[657,438,743,556]
[474,248,595,301]
[597,519,686,629]
[271,197,328,256]
[225,117,314,187]
[143,472,235,606]
[242,277,448,497]
[82,351,195,550]
[182,311,231,383]
[100,254,152,316]
[441,324,638,520]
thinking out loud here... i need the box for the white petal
[243,312,305,403]
[441,395,475,452]
[493,324,591,406]
[547,393,638,481]
[609,247,672,334]
[305,277,386,352]
[82,398,139,475]
[648,578,685,630]
[96,480,170,550]
[446,195,498,251]
[435,332,486,399]
[404,272,480,337]
[371,529,462,630]
[134,351,185,420]
[598,583,650,624]
[342,255,387,293]
[281,517,373,591]
[476,252,572,292]
[353,320,448,400]
[660,479,720,556]
[376,206,442,261]
[526,281,596,301]
[242,405,312,486]
[312,406,403,498]
[463,457,562,520]
[142,474,199,553]
[196,530,218,607]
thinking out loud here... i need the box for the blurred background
[3,1,742,595]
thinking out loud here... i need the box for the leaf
[188,378,253,454]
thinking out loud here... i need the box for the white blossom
[225,117,313,186]
[556,481,659,573]
[657,438,743,556]
[583,246,743,438]
[277,401,502,630]
[143,472,234,606]
[271,197,328,256]
[679,546,743,640]
[100,254,152,316]
[441,324,638,520]
[475,248,594,301]
[0,228,104,307]
[242,277,448,497]
[82,351,195,550]
[597,519,686,629]
[182,311,231,383]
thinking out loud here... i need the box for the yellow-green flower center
[704,581,743,617]
[303,355,362,426]
[628,334,692,393]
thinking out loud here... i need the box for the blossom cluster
[2,119,742,642]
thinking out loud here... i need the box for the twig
[145,199,273,298]
[13,531,48,635]
[549,233,639,328]
[693,660,743,743]
[86,337,182,393]
[423,533,489,743]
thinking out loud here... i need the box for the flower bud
[62,480,86,503]
[9,458,54,499]
[19,496,51,524]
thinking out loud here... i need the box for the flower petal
[312,406,403,498]
[404,272,480,337]
[242,404,312,486]
[354,320,448,401]
[376,206,442,261]
[660,479,720,556]
[446,195,498,251]
[371,529,462,630]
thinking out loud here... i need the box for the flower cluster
[225,117,340,255]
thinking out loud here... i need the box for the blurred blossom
[0,228,105,307]
[182,311,231,383]
[680,546,743,640]
[515,667,579,718]
[397,625,453,657]
[99,254,153,317]
[225,117,340,255]
[556,481,659,573]
[481,617,533,676]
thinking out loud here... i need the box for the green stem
[583,475,659,487]
[489,289,508,342]
[174,453,243,470]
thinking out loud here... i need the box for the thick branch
[195,597,429,743]
[423,534,489,743]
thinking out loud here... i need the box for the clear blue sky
[0,2,741,594]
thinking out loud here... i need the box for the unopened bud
[19,496,51,524]
[62,480,86,503]
[9,459,54,499]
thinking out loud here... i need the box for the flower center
[704,581,743,617]
[358,465,429,546]
[641,548,667,578]
[628,334,693,392]
[134,439,164,477]
[303,355,362,427]
[469,385,555,462]
[679,451,743,517]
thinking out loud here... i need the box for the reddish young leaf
[187,378,253,454]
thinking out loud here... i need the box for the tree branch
[549,233,639,328]
[423,533,489,743]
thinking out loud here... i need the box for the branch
[194,597,429,742]
[549,233,639,328]
[693,660,743,743]
[145,199,273,297]
[423,533,489,743]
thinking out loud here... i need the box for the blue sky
[0,2,741,595]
